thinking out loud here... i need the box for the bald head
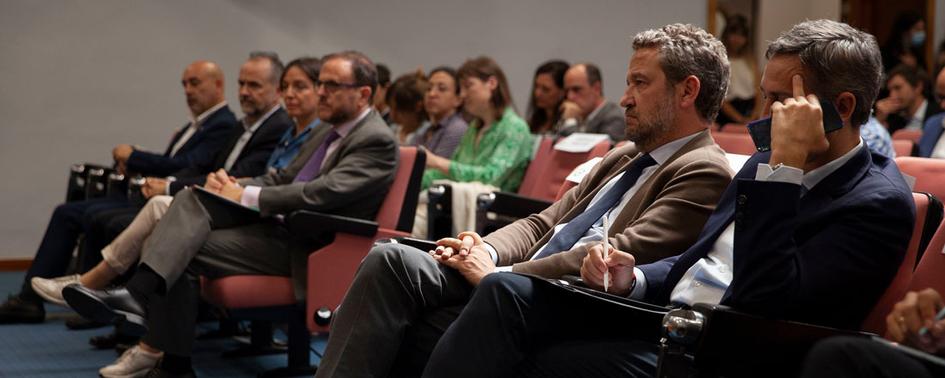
[564,63,605,117]
[182,60,225,117]
[935,67,945,110]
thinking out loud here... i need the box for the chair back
[521,138,610,202]
[516,136,554,198]
[377,147,426,232]
[896,157,945,201]
[710,131,757,155]
[861,192,943,334]
[892,129,923,143]
[719,123,749,133]
[892,139,915,157]
[909,202,945,296]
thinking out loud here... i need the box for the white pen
[603,214,609,293]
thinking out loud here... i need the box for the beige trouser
[100,195,173,273]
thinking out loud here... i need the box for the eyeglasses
[315,80,361,93]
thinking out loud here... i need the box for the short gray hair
[632,23,730,122]
[766,19,881,127]
[249,51,284,86]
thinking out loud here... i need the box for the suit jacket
[886,99,942,135]
[126,105,239,177]
[241,109,398,220]
[639,148,915,330]
[558,101,626,142]
[483,129,732,279]
[168,108,293,194]
[917,113,945,157]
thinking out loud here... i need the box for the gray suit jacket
[559,101,626,142]
[241,109,398,221]
[483,129,732,279]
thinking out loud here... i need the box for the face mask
[912,31,926,47]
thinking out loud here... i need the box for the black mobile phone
[746,99,844,152]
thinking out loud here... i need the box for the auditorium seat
[908,211,945,296]
[892,128,923,143]
[710,131,757,155]
[896,156,945,201]
[892,139,915,157]
[200,147,426,376]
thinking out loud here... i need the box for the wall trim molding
[0,259,31,271]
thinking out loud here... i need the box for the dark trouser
[136,188,292,356]
[314,243,474,378]
[422,273,662,378]
[22,197,132,295]
[800,336,943,378]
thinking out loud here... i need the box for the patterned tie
[535,154,658,259]
[294,130,340,182]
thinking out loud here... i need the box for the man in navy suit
[917,67,945,158]
[420,20,915,377]
[0,60,238,324]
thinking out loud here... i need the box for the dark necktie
[536,154,657,259]
[294,130,340,182]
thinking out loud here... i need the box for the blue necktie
[536,154,657,259]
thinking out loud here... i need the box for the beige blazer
[483,129,732,279]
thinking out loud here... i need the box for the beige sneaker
[30,274,79,306]
[99,345,162,378]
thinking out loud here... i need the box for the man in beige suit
[315,26,735,377]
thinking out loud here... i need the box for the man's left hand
[141,177,168,198]
[430,232,495,285]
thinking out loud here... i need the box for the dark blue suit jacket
[168,108,293,194]
[125,105,239,177]
[917,113,945,158]
[639,147,914,330]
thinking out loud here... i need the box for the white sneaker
[99,345,162,378]
[30,274,80,306]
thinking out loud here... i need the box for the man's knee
[363,243,424,272]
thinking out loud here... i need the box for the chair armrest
[286,210,378,237]
[478,191,553,219]
[387,237,437,252]
[660,303,871,377]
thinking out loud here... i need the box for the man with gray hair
[421,19,914,377]
[314,23,734,377]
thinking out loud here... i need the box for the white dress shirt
[488,132,702,271]
[629,140,865,305]
[223,104,282,170]
[904,99,928,131]
[170,101,227,157]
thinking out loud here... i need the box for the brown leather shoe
[0,294,45,324]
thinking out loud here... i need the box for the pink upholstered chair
[200,147,426,376]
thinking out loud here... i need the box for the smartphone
[746,99,844,152]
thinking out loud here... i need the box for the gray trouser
[314,243,474,378]
[138,188,291,355]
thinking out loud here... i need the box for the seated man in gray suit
[63,51,398,378]
[557,63,627,142]
[314,25,735,378]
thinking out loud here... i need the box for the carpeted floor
[0,271,326,377]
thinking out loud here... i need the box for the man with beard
[313,23,734,378]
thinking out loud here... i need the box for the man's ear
[360,86,373,104]
[835,92,856,123]
[679,75,701,109]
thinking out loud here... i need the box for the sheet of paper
[565,157,604,184]
[554,133,610,153]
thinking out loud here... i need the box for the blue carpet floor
[0,271,326,377]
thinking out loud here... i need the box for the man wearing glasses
[63,51,398,377]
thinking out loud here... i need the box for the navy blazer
[917,113,945,158]
[639,147,914,330]
[167,107,293,194]
[125,105,239,177]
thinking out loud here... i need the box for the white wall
[0,0,705,259]
[755,0,841,64]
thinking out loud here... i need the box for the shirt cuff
[628,267,647,300]
[755,163,804,185]
[240,186,262,209]
[164,176,176,195]
[484,242,499,264]
[563,118,579,128]
[494,265,514,273]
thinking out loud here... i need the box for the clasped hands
[429,231,495,286]
[203,169,244,202]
